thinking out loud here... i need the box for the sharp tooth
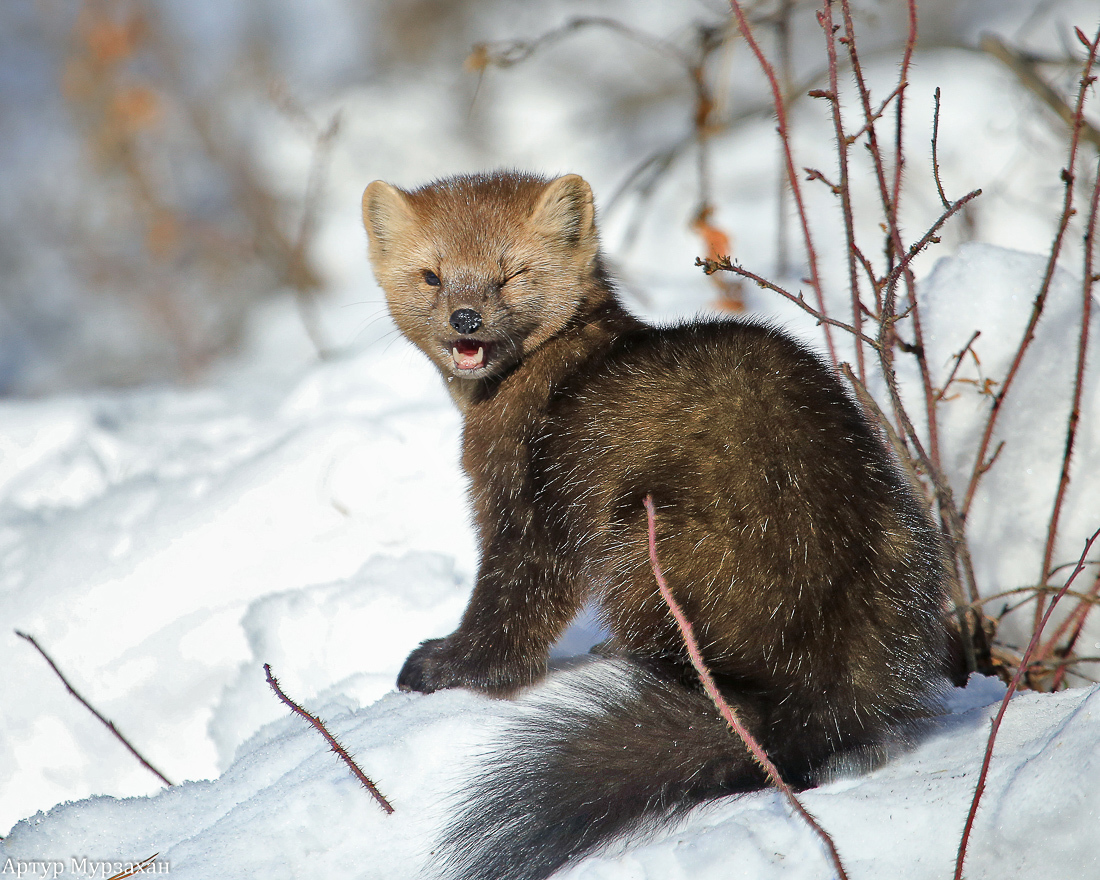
[476,347,484,362]
[451,346,460,360]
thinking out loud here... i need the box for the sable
[363,171,950,880]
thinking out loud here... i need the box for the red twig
[1038,151,1100,635]
[954,527,1100,880]
[697,256,881,351]
[816,2,864,384]
[1048,568,1100,691]
[264,663,395,814]
[838,0,944,473]
[727,0,838,366]
[15,630,173,788]
[1037,566,1100,675]
[963,26,1100,534]
[643,495,849,880]
[935,330,981,403]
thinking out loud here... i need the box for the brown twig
[1041,566,1100,691]
[935,330,982,403]
[469,16,691,73]
[104,855,161,880]
[848,0,944,474]
[643,495,849,880]
[973,581,1100,610]
[264,663,394,814]
[697,256,881,351]
[816,2,865,384]
[964,26,1100,528]
[954,527,1100,879]
[880,188,983,294]
[931,88,951,210]
[728,0,837,366]
[15,629,172,788]
[1037,152,1100,658]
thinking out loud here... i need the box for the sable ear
[528,174,597,252]
[362,180,416,263]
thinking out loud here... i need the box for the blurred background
[0,0,1096,396]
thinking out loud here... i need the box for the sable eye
[423,270,440,286]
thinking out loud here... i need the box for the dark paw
[396,636,546,695]
[397,638,455,694]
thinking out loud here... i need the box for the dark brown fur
[363,171,949,880]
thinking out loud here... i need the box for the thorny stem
[727,0,838,366]
[954,528,1100,880]
[1048,569,1100,691]
[697,256,881,350]
[643,495,849,880]
[955,26,1100,634]
[1037,152,1100,668]
[931,88,951,210]
[264,663,395,814]
[837,0,943,474]
[1038,566,1100,677]
[15,630,173,788]
[816,2,865,384]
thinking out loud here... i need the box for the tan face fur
[362,172,601,382]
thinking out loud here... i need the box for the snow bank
[2,240,1098,877]
[4,672,1099,879]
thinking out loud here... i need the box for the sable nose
[449,308,483,335]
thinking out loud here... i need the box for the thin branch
[264,663,395,814]
[1042,566,1100,691]
[469,16,693,74]
[973,581,1100,610]
[817,2,865,384]
[931,88,951,210]
[15,630,172,788]
[880,188,983,293]
[727,0,837,366]
[954,527,1100,880]
[697,256,881,350]
[1038,152,1099,608]
[643,495,849,880]
[935,330,982,403]
[837,0,944,477]
[960,28,1100,614]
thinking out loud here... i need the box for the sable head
[362,171,603,381]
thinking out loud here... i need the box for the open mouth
[450,338,490,371]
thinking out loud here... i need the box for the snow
[4,1,1100,877]
[3,240,1098,878]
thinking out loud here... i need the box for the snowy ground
[4,1,1100,877]
[2,239,1098,878]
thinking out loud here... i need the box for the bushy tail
[436,658,768,880]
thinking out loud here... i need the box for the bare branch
[962,27,1100,574]
[264,663,394,814]
[697,256,881,350]
[727,0,837,365]
[954,527,1100,880]
[931,88,951,210]
[1038,152,1100,633]
[15,630,172,788]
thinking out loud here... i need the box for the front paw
[397,638,456,694]
[396,636,545,695]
